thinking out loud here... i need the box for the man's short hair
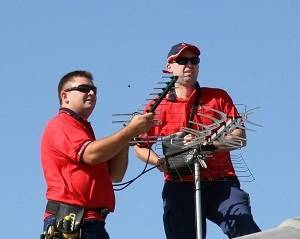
[58,70,93,105]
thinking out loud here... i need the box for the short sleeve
[49,118,94,163]
[219,89,240,118]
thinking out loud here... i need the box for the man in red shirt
[41,70,153,239]
[134,43,260,239]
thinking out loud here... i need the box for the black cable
[113,145,157,191]
[113,165,157,191]
[113,75,177,191]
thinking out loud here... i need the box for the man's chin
[177,77,196,86]
[83,104,95,112]
[84,101,96,108]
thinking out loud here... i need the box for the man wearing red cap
[134,43,260,239]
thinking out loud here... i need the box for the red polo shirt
[41,108,115,219]
[139,86,240,181]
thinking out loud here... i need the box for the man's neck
[174,84,195,99]
[60,106,90,120]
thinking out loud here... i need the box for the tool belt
[40,200,110,239]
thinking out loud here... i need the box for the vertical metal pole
[194,160,203,239]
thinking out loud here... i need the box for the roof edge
[279,217,300,230]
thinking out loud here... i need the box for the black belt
[46,200,110,220]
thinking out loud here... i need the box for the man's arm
[134,145,167,172]
[213,128,246,151]
[182,127,246,152]
[82,113,154,165]
[134,128,246,171]
[109,145,129,182]
[134,146,160,165]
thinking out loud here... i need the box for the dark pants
[162,180,260,239]
[43,215,110,239]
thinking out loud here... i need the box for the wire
[113,146,157,191]
[112,74,177,191]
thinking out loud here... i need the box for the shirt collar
[59,107,86,122]
[166,81,201,102]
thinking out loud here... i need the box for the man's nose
[88,90,97,96]
[186,60,194,67]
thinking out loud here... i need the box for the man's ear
[61,91,69,104]
[165,63,173,72]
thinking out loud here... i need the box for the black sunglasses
[64,84,97,95]
[175,57,200,65]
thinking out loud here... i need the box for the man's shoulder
[45,112,79,132]
[46,112,66,125]
[42,112,88,144]
[201,86,228,94]
[201,86,231,98]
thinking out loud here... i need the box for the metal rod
[112,113,133,116]
[194,160,203,239]
[147,76,178,113]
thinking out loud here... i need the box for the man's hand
[126,112,154,136]
[156,157,167,172]
[183,133,195,145]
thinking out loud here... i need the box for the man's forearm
[213,128,246,151]
[134,146,160,165]
[109,145,129,183]
[83,127,134,165]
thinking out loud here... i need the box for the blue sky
[0,1,299,238]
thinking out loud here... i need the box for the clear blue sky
[1,1,299,238]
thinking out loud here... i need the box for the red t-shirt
[139,86,240,181]
[41,108,115,219]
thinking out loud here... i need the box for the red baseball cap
[167,43,200,63]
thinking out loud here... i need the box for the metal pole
[194,160,203,239]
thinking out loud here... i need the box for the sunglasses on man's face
[175,57,200,65]
[64,84,97,95]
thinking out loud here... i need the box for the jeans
[43,215,110,239]
[162,180,260,239]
